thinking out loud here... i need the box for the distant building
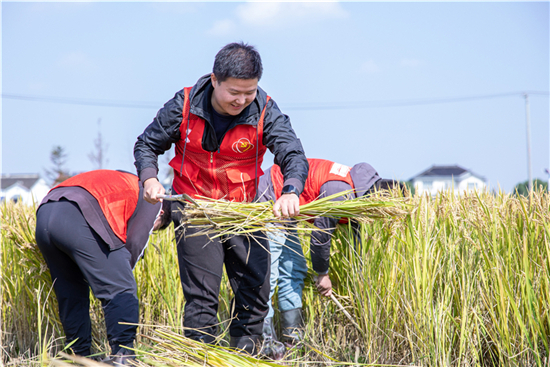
[411,165,487,196]
[0,174,51,205]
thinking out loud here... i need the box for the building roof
[411,165,485,181]
[1,174,43,190]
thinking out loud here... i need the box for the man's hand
[143,178,165,204]
[273,193,300,217]
[316,273,332,297]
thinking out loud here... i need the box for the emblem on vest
[330,163,351,177]
[232,138,254,153]
[184,128,191,143]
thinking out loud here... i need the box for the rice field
[1,189,549,366]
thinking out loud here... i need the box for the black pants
[172,201,270,343]
[35,200,138,356]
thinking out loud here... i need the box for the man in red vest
[35,170,172,365]
[257,158,402,357]
[133,42,308,354]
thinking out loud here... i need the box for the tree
[512,178,548,196]
[403,181,415,196]
[88,118,109,169]
[45,145,71,186]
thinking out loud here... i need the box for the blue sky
[2,1,549,192]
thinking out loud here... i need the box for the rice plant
[298,190,549,366]
[1,201,63,360]
[1,189,549,366]
[177,191,410,239]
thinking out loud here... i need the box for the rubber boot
[280,308,304,348]
[260,317,286,360]
[102,345,136,366]
[230,335,261,356]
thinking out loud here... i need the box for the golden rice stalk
[48,328,289,367]
[176,190,411,238]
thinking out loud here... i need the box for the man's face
[210,74,258,116]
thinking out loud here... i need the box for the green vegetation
[513,179,548,197]
[1,189,549,366]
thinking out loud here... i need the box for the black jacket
[134,74,309,194]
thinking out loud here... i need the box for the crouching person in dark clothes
[35,169,172,365]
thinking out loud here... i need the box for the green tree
[45,145,71,186]
[512,178,548,196]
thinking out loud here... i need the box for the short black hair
[157,199,173,231]
[213,42,263,82]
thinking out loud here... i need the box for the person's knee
[104,293,139,323]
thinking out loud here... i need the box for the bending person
[257,158,403,357]
[35,169,172,365]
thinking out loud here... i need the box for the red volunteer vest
[271,158,355,205]
[169,87,270,202]
[53,170,139,242]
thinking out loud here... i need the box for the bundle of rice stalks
[136,328,286,367]
[173,190,410,239]
[48,327,288,367]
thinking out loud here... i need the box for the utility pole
[524,93,533,192]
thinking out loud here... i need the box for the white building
[411,165,486,196]
[0,174,51,205]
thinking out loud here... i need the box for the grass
[1,189,549,366]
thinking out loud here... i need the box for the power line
[2,93,160,109]
[2,91,549,111]
[283,91,550,110]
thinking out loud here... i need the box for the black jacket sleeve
[262,98,309,195]
[133,91,185,182]
[125,183,161,268]
[310,181,354,274]
[310,216,339,274]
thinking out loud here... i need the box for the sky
[2,1,549,193]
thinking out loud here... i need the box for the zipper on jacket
[210,151,219,198]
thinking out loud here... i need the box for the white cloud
[400,58,423,68]
[235,2,348,28]
[360,59,380,74]
[236,2,283,27]
[207,19,237,36]
[206,2,348,36]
